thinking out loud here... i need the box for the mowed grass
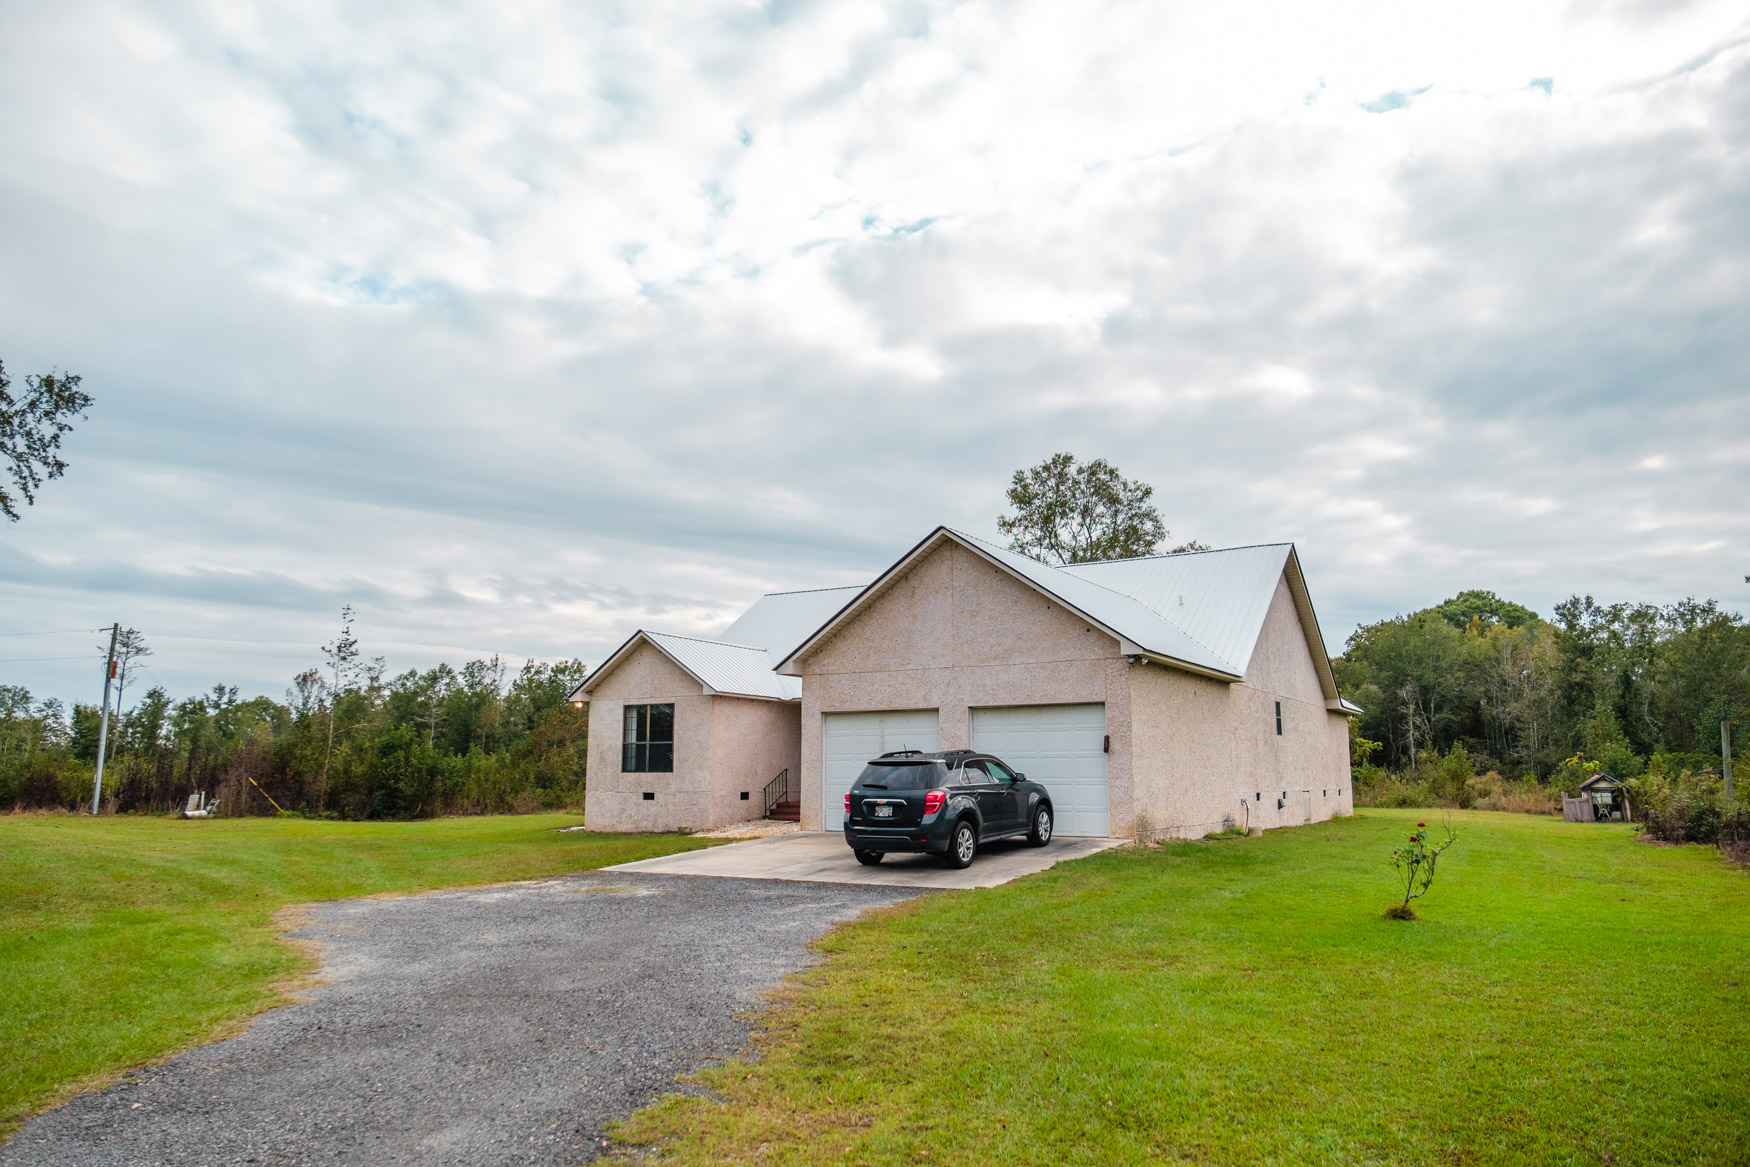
[617,810,1750,1166]
[0,812,715,1138]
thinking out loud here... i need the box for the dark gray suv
[841,749,1054,869]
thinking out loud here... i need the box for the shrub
[1388,820,1460,919]
[1629,767,1748,856]
[1466,770,1560,815]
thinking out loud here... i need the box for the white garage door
[822,710,940,830]
[971,704,1108,837]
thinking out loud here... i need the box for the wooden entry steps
[768,800,801,823]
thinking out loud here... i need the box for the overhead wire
[0,628,107,637]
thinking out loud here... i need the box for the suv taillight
[844,791,851,813]
[923,788,946,815]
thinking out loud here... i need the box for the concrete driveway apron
[605,830,1129,889]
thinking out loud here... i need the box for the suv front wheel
[944,819,978,869]
[1027,805,1053,847]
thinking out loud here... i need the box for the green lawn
[0,812,715,1139]
[616,810,1750,1166]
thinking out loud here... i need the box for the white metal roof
[716,586,863,662]
[580,527,1346,708]
[778,528,1344,702]
[1060,543,1293,675]
[948,531,1239,677]
[645,632,801,700]
[577,630,800,701]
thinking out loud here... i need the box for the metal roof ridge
[1059,541,1294,567]
[946,529,1240,672]
[756,584,867,597]
[645,629,774,654]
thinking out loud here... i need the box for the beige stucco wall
[796,540,1134,833]
[1128,574,1352,839]
[708,697,801,826]
[585,641,715,831]
[584,639,802,832]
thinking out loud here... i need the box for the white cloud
[1,0,1746,701]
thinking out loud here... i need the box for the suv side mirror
[1014,772,1026,781]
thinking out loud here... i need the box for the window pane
[624,704,641,743]
[985,759,1016,783]
[649,703,674,744]
[622,741,640,772]
[648,742,674,772]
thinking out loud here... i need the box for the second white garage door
[971,704,1109,837]
[822,710,940,830]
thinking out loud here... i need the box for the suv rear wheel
[854,849,884,866]
[943,819,978,869]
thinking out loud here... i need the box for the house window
[622,703,674,772]
[1275,701,1282,735]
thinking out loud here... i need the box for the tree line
[1335,588,1749,798]
[0,617,588,818]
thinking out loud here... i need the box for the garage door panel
[822,710,939,831]
[971,704,1107,837]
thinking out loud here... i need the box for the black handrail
[762,768,795,816]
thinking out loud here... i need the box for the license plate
[873,805,893,817]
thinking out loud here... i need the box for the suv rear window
[855,762,946,790]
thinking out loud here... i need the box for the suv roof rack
[876,749,927,759]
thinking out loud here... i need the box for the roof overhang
[776,526,1245,682]
[1280,547,1345,706]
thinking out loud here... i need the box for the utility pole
[91,623,118,815]
[1725,718,1735,802]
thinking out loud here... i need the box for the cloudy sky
[2,0,1746,705]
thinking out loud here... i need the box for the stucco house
[574,526,1358,841]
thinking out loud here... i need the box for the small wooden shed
[1562,773,1631,823]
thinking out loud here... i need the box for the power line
[0,628,107,637]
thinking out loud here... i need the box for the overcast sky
[2,0,1747,706]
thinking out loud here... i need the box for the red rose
[1417,822,1426,828]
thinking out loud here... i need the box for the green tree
[1432,590,1541,631]
[0,360,92,521]
[997,452,1204,564]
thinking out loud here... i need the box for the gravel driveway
[2,873,920,1167]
